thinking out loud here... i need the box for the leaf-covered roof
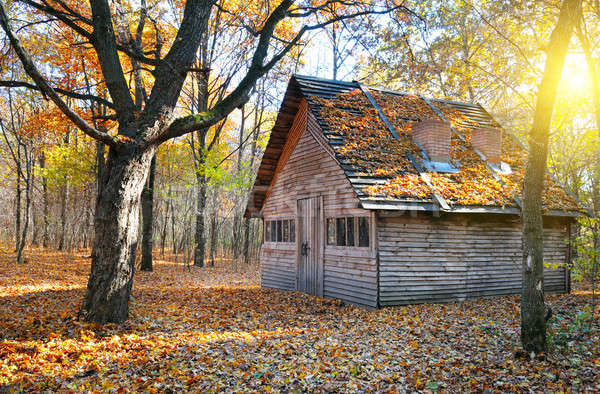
[247,75,584,217]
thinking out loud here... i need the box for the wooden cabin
[245,75,583,308]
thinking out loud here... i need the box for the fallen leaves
[1,248,599,391]
[310,89,581,211]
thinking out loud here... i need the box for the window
[276,220,283,242]
[336,218,346,246]
[358,217,370,247]
[327,218,336,245]
[346,217,355,247]
[283,220,289,242]
[265,221,272,243]
[264,219,295,243]
[327,216,370,247]
[289,220,296,242]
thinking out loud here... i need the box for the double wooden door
[296,196,323,297]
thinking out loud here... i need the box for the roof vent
[411,120,452,163]
[472,127,502,165]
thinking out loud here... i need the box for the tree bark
[141,154,156,271]
[521,0,580,355]
[243,94,263,264]
[82,145,155,323]
[58,133,70,250]
[209,199,217,267]
[16,149,32,264]
[233,105,246,260]
[14,144,21,254]
[40,152,49,248]
[194,129,207,267]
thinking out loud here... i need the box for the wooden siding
[260,103,377,308]
[377,214,570,306]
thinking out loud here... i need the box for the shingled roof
[246,75,585,217]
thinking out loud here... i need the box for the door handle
[301,242,311,256]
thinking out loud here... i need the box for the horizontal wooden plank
[377,215,569,306]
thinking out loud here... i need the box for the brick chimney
[411,120,451,163]
[471,127,502,164]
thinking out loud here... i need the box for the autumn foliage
[0,248,599,391]
[311,88,581,211]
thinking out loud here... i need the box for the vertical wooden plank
[318,195,324,297]
[372,211,380,307]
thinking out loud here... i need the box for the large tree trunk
[521,0,580,355]
[141,154,156,271]
[82,145,155,324]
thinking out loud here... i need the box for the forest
[0,0,599,391]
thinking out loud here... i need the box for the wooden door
[297,196,323,297]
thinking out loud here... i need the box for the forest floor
[0,247,599,392]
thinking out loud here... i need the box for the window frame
[326,215,371,249]
[263,218,297,244]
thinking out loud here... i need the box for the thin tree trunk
[170,188,177,259]
[141,154,156,271]
[194,130,207,267]
[161,199,169,257]
[14,145,21,254]
[16,146,31,264]
[82,145,156,324]
[41,152,49,249]
[209,207,217,267]
[58,133,70,250]
[243,95,263,265]
[233,105,246,260]
[521,0,580,355]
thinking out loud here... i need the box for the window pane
[290,220,296,242]
[336,218,346,246]
[327,218,336,245]
[346,217,355,246]
[265,221,271,243]
[283,220,289,242]
[271,221,277,242]
[359,217,370,247]
[277,220,283,242]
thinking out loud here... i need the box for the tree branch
[149,1,405,146]
[0,80,115,108]
[0,2,117,148]
[89,0,136,122]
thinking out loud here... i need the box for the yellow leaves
[313,89,580,210]
[1,249,598,391]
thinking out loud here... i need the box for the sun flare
[561,54,591,96]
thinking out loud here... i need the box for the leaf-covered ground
[1,248,599,392]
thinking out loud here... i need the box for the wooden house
[245,75,583,308]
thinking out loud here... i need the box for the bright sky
[561,53,592,98]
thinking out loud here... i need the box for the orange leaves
[312,90,425,198]
[366,174,430,200]
[312,88,581,210]
[0,249,599,391]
